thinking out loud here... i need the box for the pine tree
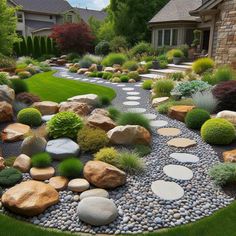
[33,36,40,58]
[20,37,27,56]
[46,37,53,55]
[40,36,46,55]
[13,41,21,56]
[27,36,33,56]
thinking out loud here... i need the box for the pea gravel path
[0,68,234,235]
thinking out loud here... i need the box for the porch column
[208,14,216,57]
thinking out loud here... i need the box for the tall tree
[33,36,40,58]
[110,0,169,45]
[40,36,47,55]
[46,37,53,55]
[27,36,33,56]
[0,0,19,55]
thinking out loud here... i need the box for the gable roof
[74,8,107,23]
[149,0,202,24]
[12,0,73,15]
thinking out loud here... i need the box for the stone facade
[214,0,236,68]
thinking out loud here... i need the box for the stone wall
[214,0,236,69]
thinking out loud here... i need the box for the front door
[202,30,210,51]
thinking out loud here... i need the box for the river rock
[223,149,236,163]
[80,189,109,200]
[68,179,90,192]
[30,167,55,181]
[0,101,13,122]
[33,101,59,115]
[0,85,15,104]
[59,102,92,116]
[13,154,31,173]
[168,105,195,122]
[216,110,236,126]
[0,157,5,170]
[49,176,69,191]
[68,94,99,106]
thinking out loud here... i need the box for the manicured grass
[1,201,236,236]
[25,71,116,103]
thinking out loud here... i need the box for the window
[17,12,23,23]
[66,15,72,23]
[156,29,179,47]
[185,29,194,46]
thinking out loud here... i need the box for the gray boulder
[0,85,15,104]
[46,138,80,160]
[77,197,118,226]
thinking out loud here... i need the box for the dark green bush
[185,108,210,130]
[67,53,80,62]
[11,79,29,94]
[17,108,42,127]
[209,163,236,186]
[123,60,139,71]
[153,79,175,97]
[108,107,121,121]
[88,72,98,77]
[134,144,151,157]
[47,112,83,139]
[77,126,109,153]
[128,71,141,81]
[117,112,150,131]
[130,42,154,57]
[0,168,22,187]
[0,186,2,197]
[102,72,113,80]
[201,118,236,145]
[99,95,111,106]
[95,41,111,55]
[120,75,129,83]
[97,72,105,78]
[31,152,52,168]
[58,158,84,179]
[142,80,153,90]
[170,72,184,81]
[79,57,93,68]
[102,53,128,66]
[110,36,129,52]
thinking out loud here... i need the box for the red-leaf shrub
[50,23,94,54]
[212,80,236,111]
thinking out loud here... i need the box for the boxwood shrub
[17,108,42,127]
[0,168,22,187]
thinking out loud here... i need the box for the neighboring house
[7,0,106,37]
[149,0,236,67]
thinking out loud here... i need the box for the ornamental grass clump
[17,108,42,127]
[102,53,128,66]
[108,107,121,121]
[11,79,28,94]
[117,112,151,131]
[192,58,215,75]
[185,108,210,130]
[153,79,175,97]
[134,144,151,157]
[201,118,236,145]
[94,147,119,166]
[47,112,83,139]
[142,80,153,90]
[123,60,139,71]
[31,152,52,168]
[58,158,84,179]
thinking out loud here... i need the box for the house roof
[190,0,223,16]
[12,0,73,15]
[25,19,54,31]
[149,0,202,24]
[74,8,107,23]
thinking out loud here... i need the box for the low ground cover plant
[0,168,22,187]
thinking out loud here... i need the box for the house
[8,0,107,37]
[149,0,236,67]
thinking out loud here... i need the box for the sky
[68,0,109,10]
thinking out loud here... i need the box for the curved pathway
[2,68,234,235]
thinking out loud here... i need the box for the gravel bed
[0,67,234,234]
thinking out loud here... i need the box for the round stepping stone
[163,164,193,180]
[157,128,181,137]
[143,113,157,120]
[117,84,125,87]
[90,80,96,82]
[167,138,197,148]
[105,81,111,84]
[30,167,55,181]
[151,180,184,201]
[122,87,134,91]
[127,92,140,95]
[128,108,146,113]
[123,101,140,106]
[49,176,69,191]
[80,189,109,200]
[68,178,90,192]
[150,120,168,128]
[170,153,200,163]
[126,96,141,100]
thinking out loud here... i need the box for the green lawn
[1,201,236,236]
[25,71,116,103]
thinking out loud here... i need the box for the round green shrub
[97,72,105,78]
[108,107,121,121]
[142,80,153,90]
[117,112,150,131]
[58,158,84,179]
[102,72,113,80]
[88,72,98,77]
[95,41,111,56]
[185,108,211,130]
[145,61,153,70]
[201,118,236,145]
[130,42,154,57]
[102,53,128,67]
[128,71,141,81]
[77,126,109,153]
[159,60,168,69]
[172,49,184,58]
[123,60,139,71]
[79,58,93,69]
[94,147,118,165]
[0,167,22,187]
[47,112,83,139]
[120,75,129,83]
[192,58,215,74]
[17,108,42,127]
[11,79,29,94]
[110,36,128,52]
[214,65,236,83]
[202,72,217,85]
[31,152,52,168]
[153,79,175,97]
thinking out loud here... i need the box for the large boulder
[2,180,59,216]
[0,85,15,104]
[21,135,47,156]
[59,102,92,116]
[168,105,195,122]
[77,68,89,74]
[68,94,99,106]
[0,101,13,122]
[84,161,126,189]
[13,154,31,173]
[107,125,151,146]
[77,197,118,226]
[32,101,59,115]
[216,110,236,126]
[46,138,80,160]
[0,157,5,171]
[1,123,31,142]
[87,113,116,131]
[223,149,236,163]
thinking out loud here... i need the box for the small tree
[0,0,19,55]
[50,22,94,54]
[40,36,47,55]
[13,42,21,57]
[27,36,33,56]
[20,37,27,56]
[33,36,40,58]
[46,37,53,55]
